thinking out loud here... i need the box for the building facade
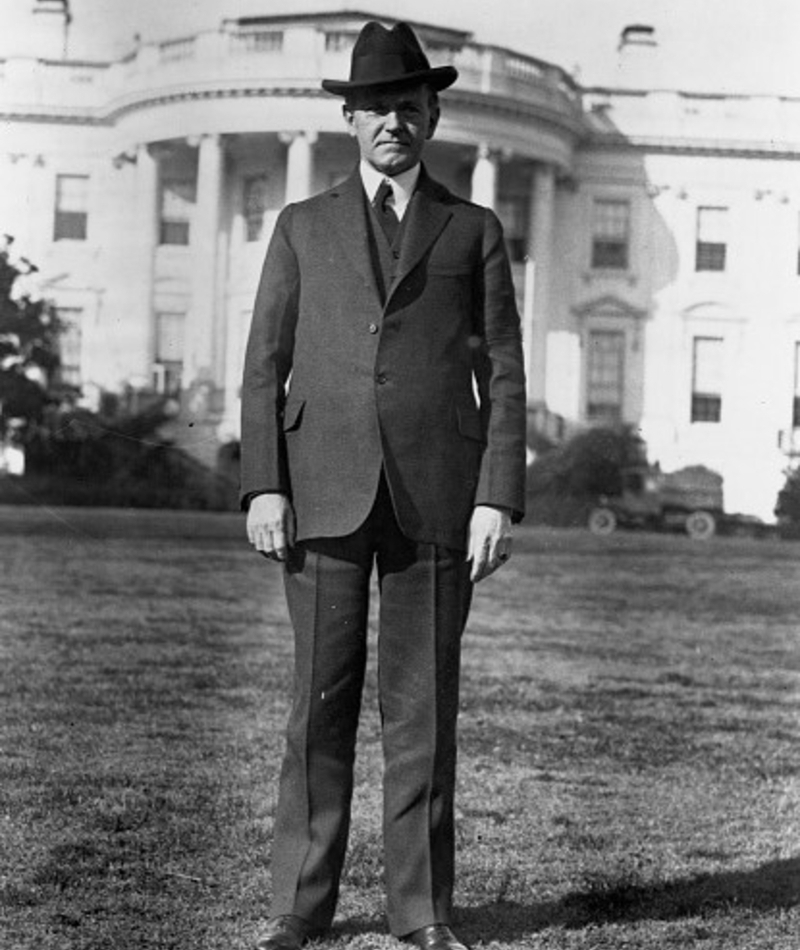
[2,5,799,520]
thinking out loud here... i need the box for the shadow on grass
[5,842,800,947]
[458,856,800,939]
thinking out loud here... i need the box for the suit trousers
[268,475,473,936]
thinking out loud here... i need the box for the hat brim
[321,65,458,96]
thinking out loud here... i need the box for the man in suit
[241,20,527,950]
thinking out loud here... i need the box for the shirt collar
[359,161,421,219]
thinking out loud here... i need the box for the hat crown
[321,20,458,95]
[351,21,430,79]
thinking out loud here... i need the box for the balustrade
[0,22,583,125]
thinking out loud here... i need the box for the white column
[525,162,556,405]
[131,145,159,383]
[219,306,248,443]
[187,133,224,384]
[470,143,498,211]
[281,130,318,204]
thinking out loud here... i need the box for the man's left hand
[467,505,514,583]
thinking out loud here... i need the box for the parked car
[587,464,723,540]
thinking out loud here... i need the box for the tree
[0,235,65,441]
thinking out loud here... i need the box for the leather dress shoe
[404,924,470,950]
[254,915,323,950]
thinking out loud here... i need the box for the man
[241,20,527,950]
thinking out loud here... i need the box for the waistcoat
[365,190,409,302]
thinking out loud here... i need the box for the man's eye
[359,103,420,119]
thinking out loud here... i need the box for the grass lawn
[1,505,799,950]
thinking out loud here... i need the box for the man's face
[343,84,439,177]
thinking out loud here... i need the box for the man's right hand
[246,493,296,561]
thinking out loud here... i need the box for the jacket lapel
[388,168,453,306]
[326,166,454,309]
[327,169,382,302]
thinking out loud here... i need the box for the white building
[2,4,799,520]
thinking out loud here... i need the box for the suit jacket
[240,166,527,551]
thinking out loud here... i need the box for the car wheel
[685,510,716,540]
[588,506,617,536]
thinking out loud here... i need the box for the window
[54,175,89,241]
[591,199,630,269]
[793,342,800,429]
[695,206,728,271]
[244,175,268,242]
[159,179,195,246]
[691,336,723,422]
[587,330,625,424]
[56,307,83,386]
[325,31,357,53]
[153,311,185,394]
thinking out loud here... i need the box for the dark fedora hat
[321,21,458,96]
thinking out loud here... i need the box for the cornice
[445,88,588,141]
[0,109,107,126]
[103,83,589,143]
[0,81,586,139]
[103,84,332,123]
[586,133,800,161]
[5,90,800,162]
[572,294,647,321]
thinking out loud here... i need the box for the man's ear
[342,103,357,138]
[426,101,440,140]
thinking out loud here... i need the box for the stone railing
[0,22,583,123]
[0,56,109,115]
[584,88,800,154]
[6,21,800,150]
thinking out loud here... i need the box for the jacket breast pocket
[282,397,306,433]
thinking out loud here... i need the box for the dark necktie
[374,179,399,244]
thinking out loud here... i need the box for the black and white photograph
[1,2,799,948]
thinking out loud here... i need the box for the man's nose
[383,110,403,129]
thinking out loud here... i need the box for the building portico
[110,117,573,453]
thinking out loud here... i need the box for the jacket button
[376,372,387,385]
[368,322,379,334]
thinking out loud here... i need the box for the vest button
[368,322,379,334]
[376,372,387,385]
[392,250,400,259]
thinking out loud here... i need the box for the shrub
[527,426,646,526]
[775,466,800,538]
[0,244,67,441]
[11,403,238,510]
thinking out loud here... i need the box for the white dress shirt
[359,161,421,221]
